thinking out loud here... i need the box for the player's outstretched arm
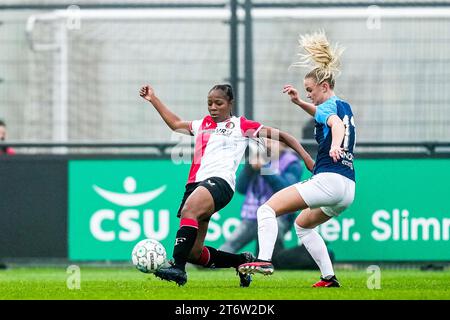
[258,126,315,172]
[327,115,345,163]
[139,84,191,135]
[283,84,316,117]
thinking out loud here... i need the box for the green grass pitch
[1,266,449,300]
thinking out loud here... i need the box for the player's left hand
[329,145,343,162]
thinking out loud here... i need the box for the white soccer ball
[131,238,167,273]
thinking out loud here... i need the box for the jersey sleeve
[189,119,202,136]
[315,100,337,127]
[240,116,263,137]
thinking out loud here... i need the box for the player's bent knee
[257,204,276,221]
[180,207,202,221]
[295,223,312,238]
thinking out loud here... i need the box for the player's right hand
[139,85,155,102]
[282,84,300,104]
[250,157,266,171]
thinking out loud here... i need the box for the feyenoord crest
[225,121,235,129]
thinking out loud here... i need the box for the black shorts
[176,177,234,218]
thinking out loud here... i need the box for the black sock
[204,246,246,268]
[173,225,198,271]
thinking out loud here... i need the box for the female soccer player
[239,30,356,287]
[139,83,314,286]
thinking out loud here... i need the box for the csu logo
[89,176,170,242]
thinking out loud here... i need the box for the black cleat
[237,252,256,287]
[154,265,187,286]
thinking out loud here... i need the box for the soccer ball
[131,238,167,273]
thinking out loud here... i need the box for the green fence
[69,159,450,262]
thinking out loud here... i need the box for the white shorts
[294,172,355,217]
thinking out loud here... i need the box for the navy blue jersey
[313,96,356,181]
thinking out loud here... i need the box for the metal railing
[1,141,450,157]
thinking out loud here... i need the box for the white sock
[257,204,278,261]
[295,223,334,278]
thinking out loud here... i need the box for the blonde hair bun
[292,30,345,86]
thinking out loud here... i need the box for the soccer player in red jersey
[139,83,314,286]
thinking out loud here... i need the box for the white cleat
[238,262,274,276]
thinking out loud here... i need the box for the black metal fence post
[244,0,254,120]
[229,0,239,114]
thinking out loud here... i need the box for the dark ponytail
[209,84,234,102]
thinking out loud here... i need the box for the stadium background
[1,0,450,268]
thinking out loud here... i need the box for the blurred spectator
[0,120,15,155]
[219,139,302,258]
[302,118,316,140]
[0,120,11,269]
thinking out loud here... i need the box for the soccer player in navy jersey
[239,31,356,288]
[139,84,314,286]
